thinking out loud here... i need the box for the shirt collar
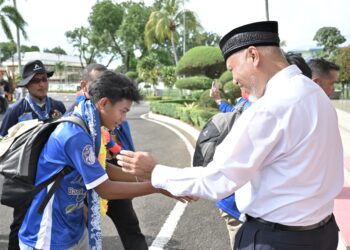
[264,65,302,96]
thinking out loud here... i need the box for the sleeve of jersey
[64,132,108,190]
[218,102,235,113]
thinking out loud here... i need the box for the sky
[2,0,350,66]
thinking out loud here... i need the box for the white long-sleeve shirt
[152,65,344,226]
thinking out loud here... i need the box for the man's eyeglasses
[30,76,48,84]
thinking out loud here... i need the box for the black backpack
[0,116,87,213]
[193,102,245,167]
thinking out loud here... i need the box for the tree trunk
[171,31,178,65]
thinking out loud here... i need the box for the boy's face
[98,98,132,131]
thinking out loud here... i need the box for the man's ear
[312,77,322,84]
[96,97,109,111]
[246,46,259,66]
[80,80,88,93]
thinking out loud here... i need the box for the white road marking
[141,113,195,250]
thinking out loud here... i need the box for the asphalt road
[0,93,231,250]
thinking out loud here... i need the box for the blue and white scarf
[25,94,51,120]
[73,100,102,250]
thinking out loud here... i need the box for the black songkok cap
[219,21,280,61]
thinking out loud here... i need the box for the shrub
[144,96,162,101]
[189,108,218,128]
[176,46,226,78]
[219,71,233,84]
[198,89,218,108]
[125,71,138,80]
[150,101,183,119]
[191,90,204,100]
[223,81,241,103]
[175,75,212,90]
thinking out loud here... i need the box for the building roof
[2,51,82,68]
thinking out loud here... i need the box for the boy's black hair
[308,58,340,78]
[89,70,142,104]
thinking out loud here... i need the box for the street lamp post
[265,0,270,21]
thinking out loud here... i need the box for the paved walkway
[333,100,350,250]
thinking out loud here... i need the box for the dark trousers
[107,199,148,250]
[8,206,28,250]
[234,215,339,250]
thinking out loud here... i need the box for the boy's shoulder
[51,120,89,144]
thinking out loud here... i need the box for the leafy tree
[45,46,67,55]
[160,65,176,88]
[89,0,124,68]
[0,41,16,61]
[137,53,160,88]
[65,26,101,67]
[144,0,200,64]
[313,27,346,58]
[334,46,350,84]
[21,45,40,52]
[54,62,65,83]
[117,2,151,71]
[183,31,221,52]
[0,0,27,41]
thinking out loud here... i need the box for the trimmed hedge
[176,46,226,78]
[175,75,212,90]
[199,89,219,108]
[150,100,217,128]
[223,81,241,102]
[219,71,233,84]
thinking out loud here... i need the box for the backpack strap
[36,116,87,214]
[55,116,88,133]
[36,166,73,214]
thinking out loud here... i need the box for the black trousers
[234,215,339,250]
[8,206,28,250]
[107,199,148,250]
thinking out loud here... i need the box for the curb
[148,112,200,141]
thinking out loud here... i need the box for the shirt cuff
[86,173,109,190]
[152,164,178,189]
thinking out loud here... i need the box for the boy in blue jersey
[18,71,185,250]
[67,63,148,250]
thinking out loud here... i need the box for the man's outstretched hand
[117,150,157,180]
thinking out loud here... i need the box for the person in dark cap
[0,60,66,250]
[0,60,66,136]
[116,21,343,250]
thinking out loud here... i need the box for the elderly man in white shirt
[117,21,344,250]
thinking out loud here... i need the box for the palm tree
[54,61,65,84]
[0,0,27,42]
[0,0,27,73]
[144,0,200,64]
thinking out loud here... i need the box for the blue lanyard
[25,95,51,121]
